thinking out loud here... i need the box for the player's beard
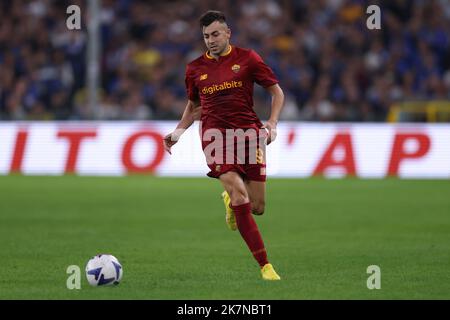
[210,43,227,56]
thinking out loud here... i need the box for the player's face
[202,21,231,56]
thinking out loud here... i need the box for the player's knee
[229,188,249,206]
[252,200,265,215]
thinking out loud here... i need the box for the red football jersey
[185,46,278,131]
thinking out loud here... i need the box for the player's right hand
[262,120,277,145]
[163,132,178,155]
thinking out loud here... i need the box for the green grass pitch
[0,175,449,299]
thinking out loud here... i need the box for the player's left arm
[262,83,284,145]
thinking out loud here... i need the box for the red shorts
[201,128,267,182]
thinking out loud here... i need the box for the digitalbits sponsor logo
[201,81,243,95]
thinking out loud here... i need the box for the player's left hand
[262,120,277,145]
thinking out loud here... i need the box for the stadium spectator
[0,0,449,121]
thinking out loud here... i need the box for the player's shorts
[201,128,267,182]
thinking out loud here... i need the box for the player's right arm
[164,63,200,154]
[163,99,200,154]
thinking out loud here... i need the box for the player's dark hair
[199,10,227,28]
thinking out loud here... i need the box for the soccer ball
[85,254,123,286]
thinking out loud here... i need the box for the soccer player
[163,10,284,280]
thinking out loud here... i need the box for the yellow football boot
[221,191,237,231]
[261,263,281,280]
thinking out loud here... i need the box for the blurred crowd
[1,0,449,121]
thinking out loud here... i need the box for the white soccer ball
[85,254,123,286]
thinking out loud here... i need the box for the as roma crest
[231,64,240,73]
